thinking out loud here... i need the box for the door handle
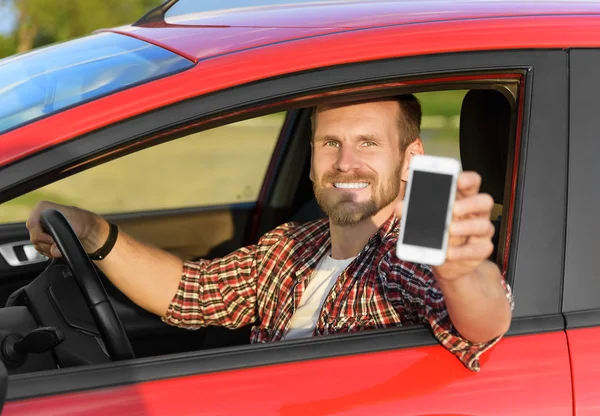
[0,241,49,267]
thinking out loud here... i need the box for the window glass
[0,113,285,222]
[0,32,193,133]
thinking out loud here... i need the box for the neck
[329,200,398,260]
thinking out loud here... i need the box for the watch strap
[88,221,118,261]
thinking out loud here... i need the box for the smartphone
[396,155,460,266]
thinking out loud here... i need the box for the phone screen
[402,171,454,249]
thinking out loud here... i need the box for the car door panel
[3,329,572,415]
[0,360,6,414]
[1,46,569,412]
[0,204,252,294]
[565,325,600,416]
[0,204,256,358]
[0,223,50,307]
[108,203,254,261]
[564,49,600,415]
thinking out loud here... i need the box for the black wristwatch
[88,221,119,261]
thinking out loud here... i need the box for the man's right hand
[26,201,109,259]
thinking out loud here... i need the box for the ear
[401,138,424,182]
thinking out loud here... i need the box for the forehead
[314,100,400,135]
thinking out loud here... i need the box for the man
[27,95,513,371]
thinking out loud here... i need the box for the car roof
[106,0,600,62]
[3,0,600,169]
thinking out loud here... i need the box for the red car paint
[3,332,572,415]
[0,1,596,414]
[112,0,600,63]
[2,14,600,168]
[566,327,600,416]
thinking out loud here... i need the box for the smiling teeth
[334,183,369,189]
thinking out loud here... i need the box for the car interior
[0,83,518,376]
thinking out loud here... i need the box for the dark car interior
[0,85,517,376]
[0,359,6,412]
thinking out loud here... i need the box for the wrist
[435,268,479,291]
[83,215,110,254]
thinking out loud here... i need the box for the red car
[1,0,599,414]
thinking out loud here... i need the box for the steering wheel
[40,209,135,361]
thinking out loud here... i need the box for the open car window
[1,114,285,222]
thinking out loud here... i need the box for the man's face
[311,100,405,226]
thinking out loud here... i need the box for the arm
[27,201,183,317]
[393,172,512,345]
[430,171,512,343]
[436,260,511,343]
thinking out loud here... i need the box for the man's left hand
[432,171,495,281]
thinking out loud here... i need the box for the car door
[0,114,289,357]
[2,48,572,415]
[563,49,600,416]
[0,360,6,414]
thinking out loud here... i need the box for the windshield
[0,32,193,134]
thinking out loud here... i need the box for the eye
[361,141,377,147]
[325,140,340,148]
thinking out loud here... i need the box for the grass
[1,91,465,223]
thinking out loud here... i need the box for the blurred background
[0,1,464,223]
[0,0,161,58]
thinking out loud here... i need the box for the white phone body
[396,155,461,266]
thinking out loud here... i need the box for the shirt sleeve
[162,222,299,330]
[162,244,259,330]
[385,255,514,372]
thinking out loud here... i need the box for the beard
[313,164,402,226]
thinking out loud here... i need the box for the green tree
[3,0,162,54]
[0,34,16,58]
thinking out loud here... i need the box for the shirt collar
[290,213,399,278]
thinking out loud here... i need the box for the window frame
[4,49,568,401]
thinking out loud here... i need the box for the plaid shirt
[163,214,513,371]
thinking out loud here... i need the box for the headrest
[459,90,511,204]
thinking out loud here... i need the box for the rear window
[0,32,193,134]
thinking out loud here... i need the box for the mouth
[333,182,370,190]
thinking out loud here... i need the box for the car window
[415,90,465,161]
[0,32,193,134]
[0,113,285,222]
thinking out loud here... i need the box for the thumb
[50,244,62,258]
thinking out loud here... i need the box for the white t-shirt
[283,252,355,340]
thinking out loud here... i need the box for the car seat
[459,89,513,263]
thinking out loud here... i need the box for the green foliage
[2,0,162,55]
[416,90,468,118]
[0,34,16,58]
[30,0,161,41]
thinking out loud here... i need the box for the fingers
[32,242,62,258]
[50,243,62,258]
[453,193,494,217]
[447,237,494,261]
[449,217,495,238]
[26,201,60,258]
[455,171,482,199]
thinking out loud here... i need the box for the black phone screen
[402,171,454,249]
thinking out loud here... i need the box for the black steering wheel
[40,209,135,361]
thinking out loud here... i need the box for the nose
[333,145,362,172]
